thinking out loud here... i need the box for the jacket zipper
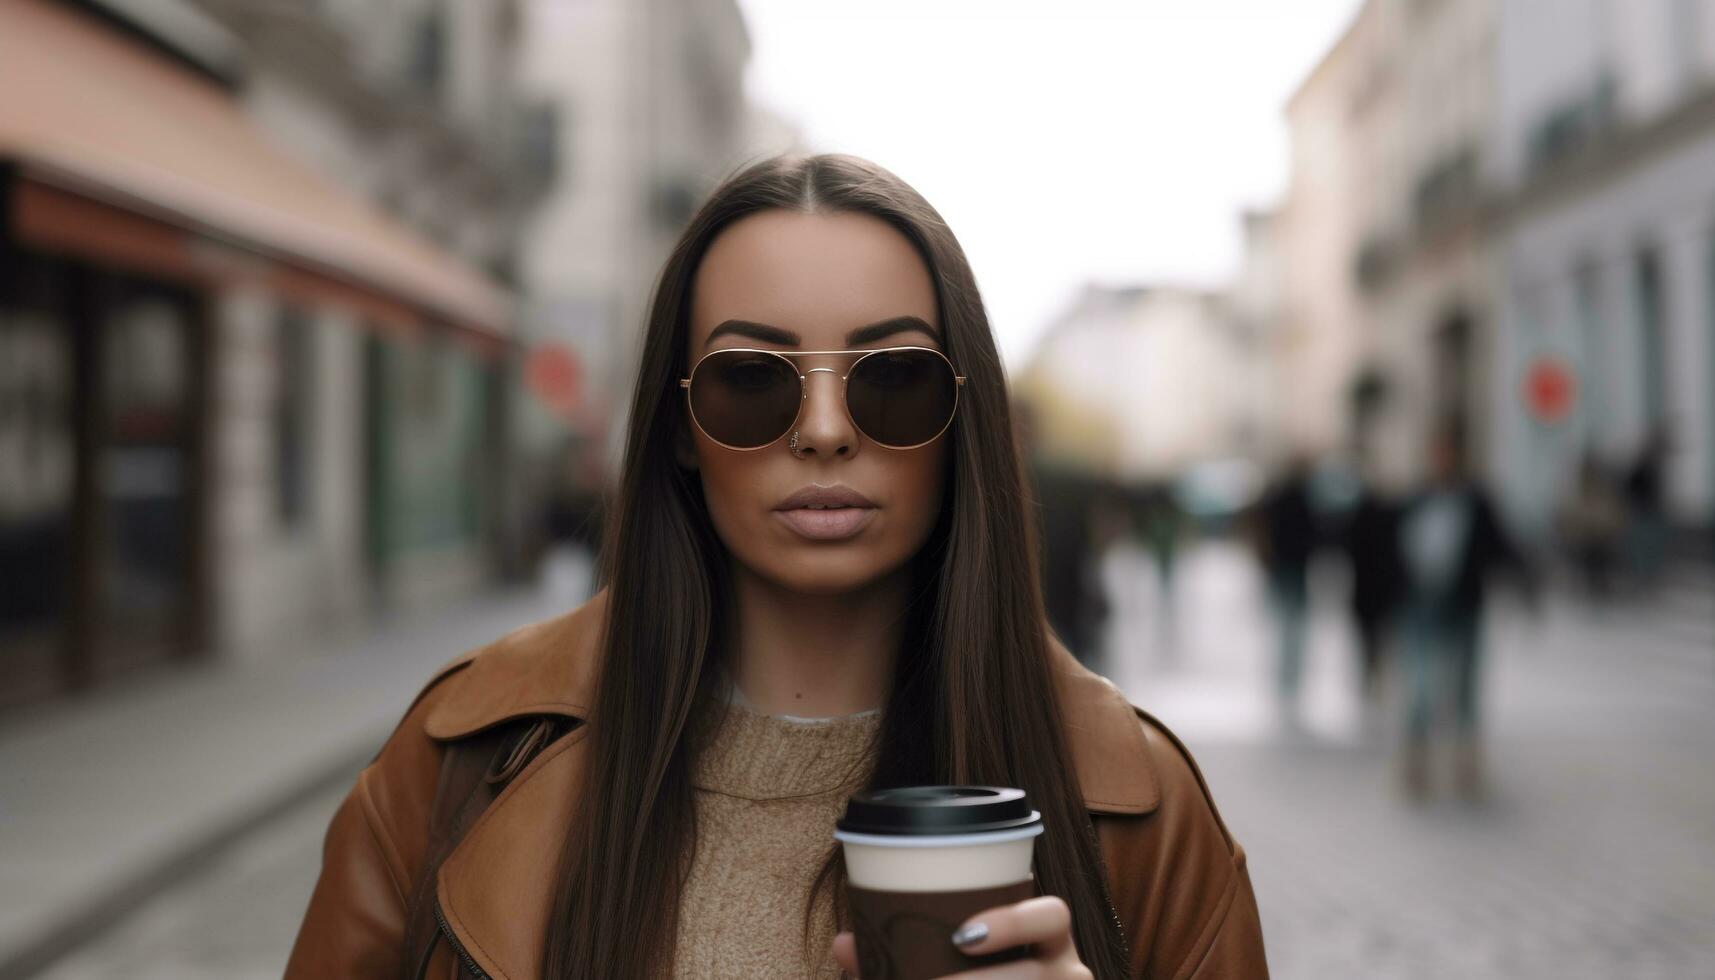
[433,898,494,980]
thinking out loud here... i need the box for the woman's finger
[949,895,1075,960]
[831,930,860,977]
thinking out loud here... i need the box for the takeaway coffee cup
[834,786,1043,980]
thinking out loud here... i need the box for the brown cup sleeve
[845,877,1036,980]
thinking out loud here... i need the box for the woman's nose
[791,368,857,458]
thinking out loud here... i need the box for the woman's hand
[831,895,1093,979]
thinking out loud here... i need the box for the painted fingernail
[951,922,988,947]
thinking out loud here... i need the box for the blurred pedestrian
[1120,481,1184,663]
[1138,484,1183,591]
[1034,462,1111,666]
[1340,475,1402,703]
[1255,456,1318,726]
[1622,424,1672,592]
[1558,451,1624,599]
[1396,422,1535,801]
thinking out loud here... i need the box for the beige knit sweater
[672,691,882,979]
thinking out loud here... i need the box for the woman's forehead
[689,210,938,349]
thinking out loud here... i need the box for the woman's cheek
[862,460,942,571]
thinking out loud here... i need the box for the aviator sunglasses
[679,345,967,451]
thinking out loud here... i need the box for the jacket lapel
[427,589,1160,979]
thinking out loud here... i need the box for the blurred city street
[1100,540,1715,980]
[9,541,1711,979]
[6,0,1715,977]
[0,549,595,980]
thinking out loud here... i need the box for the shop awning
[0,0,512,340]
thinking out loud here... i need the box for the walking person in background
[1136,482,1185,663]
[1622,423,1672,593]
[1341,469,1402,706]
[1032,461,1111,666]
[1397,422,1536,801]
[1255,456,1318,729]
[1559,451,1625,600]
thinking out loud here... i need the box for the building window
[1527,74,1617,175]
[1633,245,1670,430]
[515,99,560,189]
[1432,309,1473,431]
[275,306,313,527]
[406,332,447,421]
[1572,258,1606,441]
[1707,226,1715,500]
[1413,144,1480,234]
[651,177,698,235]
[409,1,446,98]
[0,312,74,631]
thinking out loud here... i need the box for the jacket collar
[428,588,1159,979]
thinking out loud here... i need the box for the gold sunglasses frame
[678,345,967,452]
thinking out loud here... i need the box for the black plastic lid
[835,785,1041,836]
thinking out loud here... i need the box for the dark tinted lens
[848,349,958,447]
[688,350,800,448]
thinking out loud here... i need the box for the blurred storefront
[0,245,212,703]
[0,0,546,706]
[1490,0,1715,545]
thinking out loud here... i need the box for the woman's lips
[774,506,877,541]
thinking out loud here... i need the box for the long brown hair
[541,153,1130,978]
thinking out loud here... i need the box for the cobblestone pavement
[26,541,1715,978]
[34,779,351,980]
[1098,541,1715,980]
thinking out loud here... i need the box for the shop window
[275,306,313,527]
[0,312,73,630]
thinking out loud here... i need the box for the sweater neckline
[691,697,881,801]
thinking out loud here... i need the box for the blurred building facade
[1230,207,1290,465]
[1490,0,1715,540]
[1275,0,1715,544]
[519,0,784,505]
[1276,14,1374,465]
[1279,0,1500,490]
[0,0,551,706]
[1019,284,1262,480]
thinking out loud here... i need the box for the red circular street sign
[526,344,583,421]
[1522,357,1576,424]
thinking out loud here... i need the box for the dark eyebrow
[704,315,939,349]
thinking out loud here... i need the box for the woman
[286,154,1267,979]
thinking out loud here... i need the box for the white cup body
[835,825,1042,892]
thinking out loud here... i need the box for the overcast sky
[735,0,1364,368]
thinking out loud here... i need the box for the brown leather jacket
[285,590,1269,978]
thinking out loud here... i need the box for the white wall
[1496,130,1715,531]
[211,287,369,655]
